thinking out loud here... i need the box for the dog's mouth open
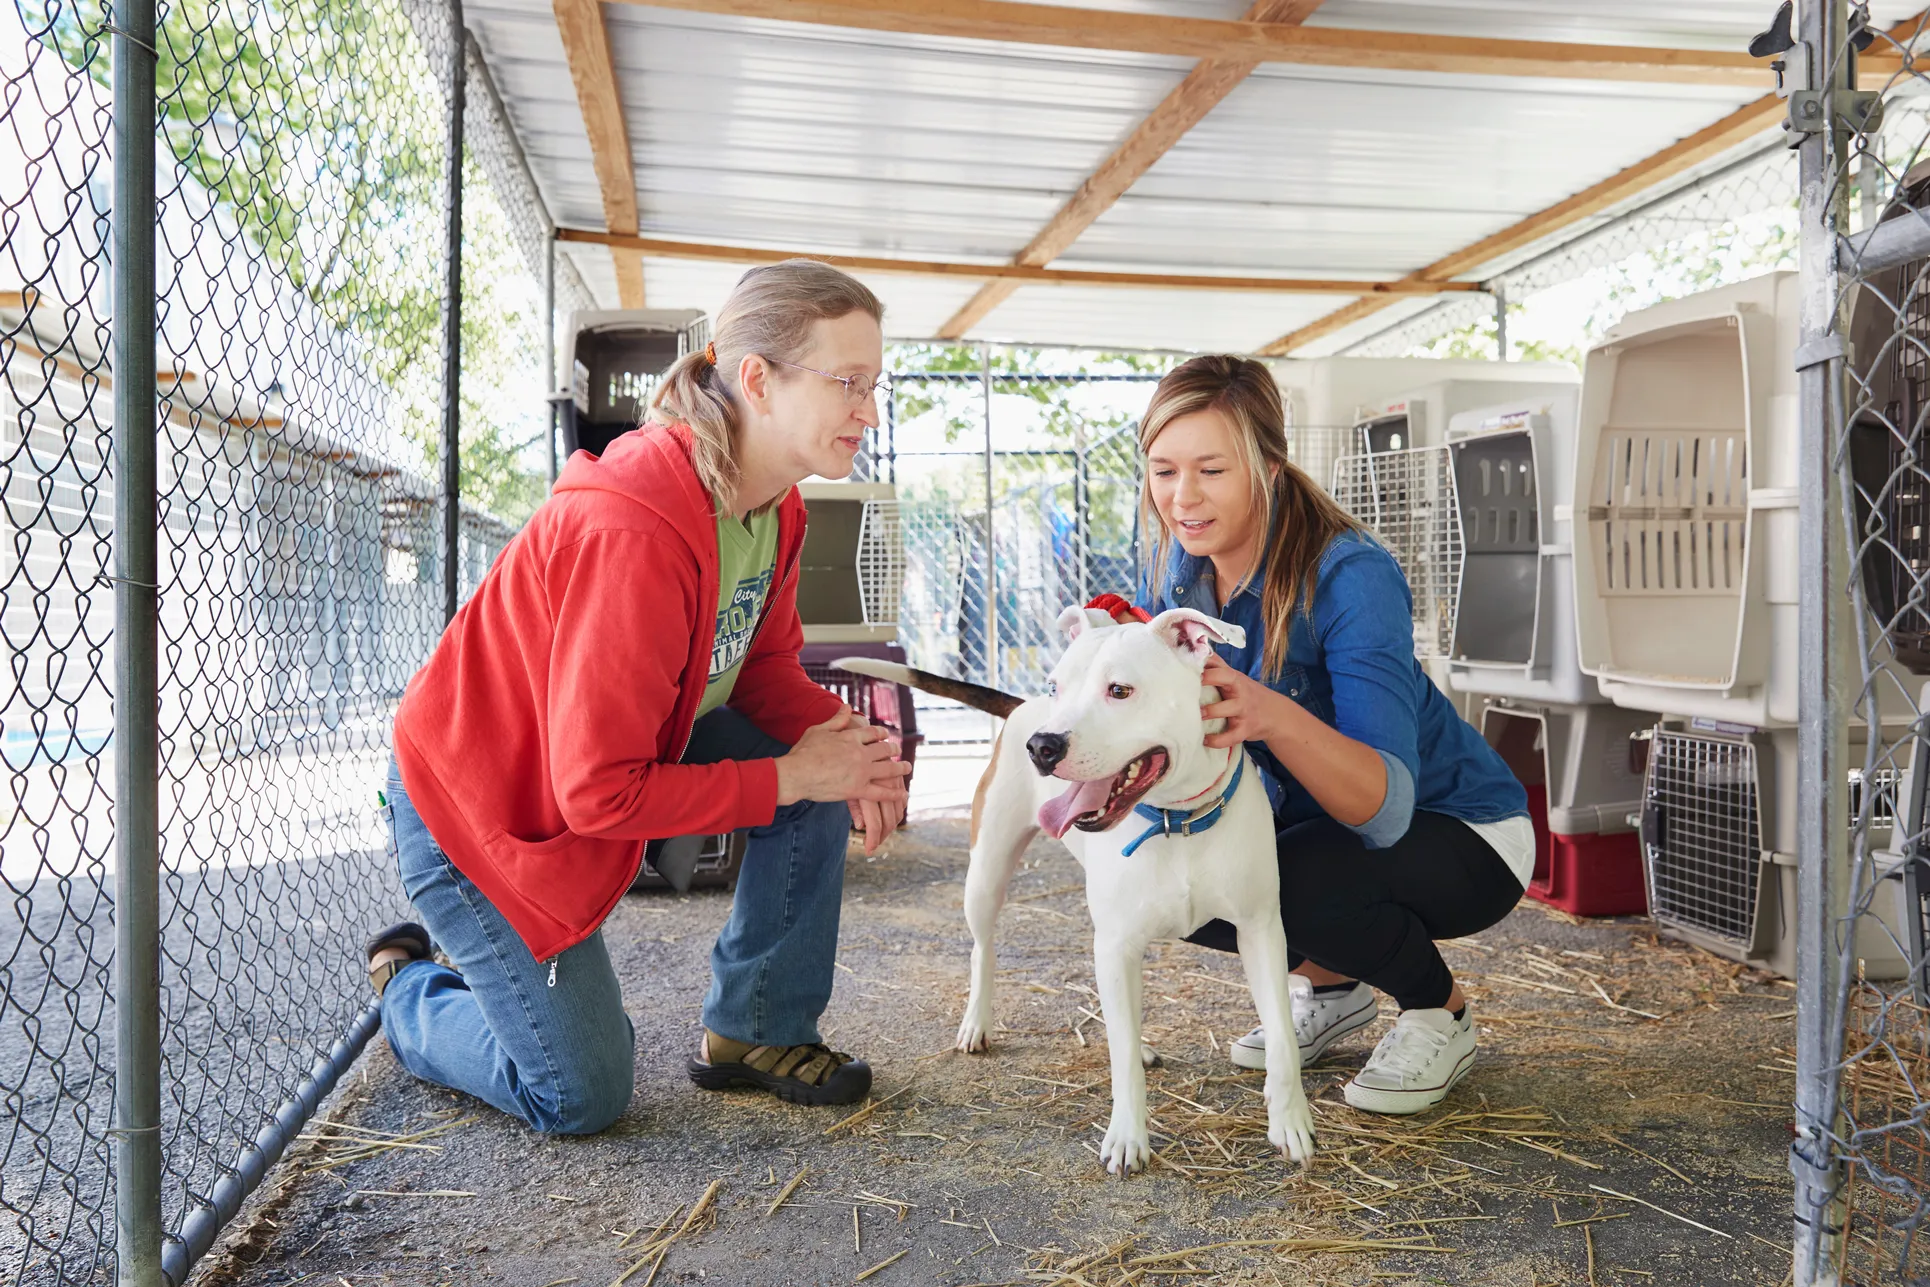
[1036,748,1170,839]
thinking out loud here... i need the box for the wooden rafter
[614,0,1800,86]
[555,228,1488,295]
[938,0,1322,340]
[1259,9,1930,356]
[555,0,645,307]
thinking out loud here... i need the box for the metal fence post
[111,0,163,1276]
[982,343,998,688]
[440,0,466,623]
[1793,0,1853,1280]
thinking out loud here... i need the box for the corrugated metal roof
[465,0,1902,352]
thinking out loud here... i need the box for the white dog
[841,605,1315,1175]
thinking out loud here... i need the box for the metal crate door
[1330,444,1464,659]
[1639,729,1765,948]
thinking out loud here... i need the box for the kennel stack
[1576,271,1914,974]
[1328,383,1651,917]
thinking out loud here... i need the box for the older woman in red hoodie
[364,261,910,1133]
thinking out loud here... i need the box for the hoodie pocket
[480,826,637,930]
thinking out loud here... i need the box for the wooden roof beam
[938,0,1323,340]
[555,0,646,307]
[555,227,1488,295]
[614,0,1810,87]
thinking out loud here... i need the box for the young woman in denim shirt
[1136,355,1535,1115]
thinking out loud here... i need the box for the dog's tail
[831,657,1024,719]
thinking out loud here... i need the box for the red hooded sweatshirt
[392,422,843,963]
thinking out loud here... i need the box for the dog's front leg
[1237,919,1316,1163]
[1092,934,1152,1175]
[957,750,1037,1053]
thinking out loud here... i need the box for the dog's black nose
[1027,730,1069,775]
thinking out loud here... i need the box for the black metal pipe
[440,0,466,623]
[159,1005,384,1285]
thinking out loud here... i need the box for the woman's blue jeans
[378,707,851,1134]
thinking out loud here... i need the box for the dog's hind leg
[957,726,1037,1054]
[1093,933,1152,1176]
[1237,918,1316,1163]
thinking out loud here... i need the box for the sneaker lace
[1369,1016,1451,1072]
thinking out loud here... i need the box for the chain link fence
[0,0,550,1277]
[1812,7,1930,1284]
[867,346,1356,743]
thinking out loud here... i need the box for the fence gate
[1798,5,1930,1285]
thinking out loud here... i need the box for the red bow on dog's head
[1084,593,1151,626]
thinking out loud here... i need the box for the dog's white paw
[955,1007,992,1053]
[1267,1086,1316,1164]
[1140,1043,1160,1069]
[1100,1111,1151,1176]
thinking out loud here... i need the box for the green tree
[34,0,545,518]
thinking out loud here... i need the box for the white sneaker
[1342,1005,1475,1115]
[1229,976,1378,1071]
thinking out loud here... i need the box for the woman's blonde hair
[1138,354,1361,680]
[651,258,883,510]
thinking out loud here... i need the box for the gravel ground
[196,803,1802,1287]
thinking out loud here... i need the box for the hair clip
[704,341,717,365]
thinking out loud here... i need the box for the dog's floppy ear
[1056,605,1120,642]
[1147,608,1245,668]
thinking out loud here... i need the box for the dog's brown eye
[1108,683,1133,700]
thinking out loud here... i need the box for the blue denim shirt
[1141,529,1527,849]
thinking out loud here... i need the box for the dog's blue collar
[1120,753,1244,857]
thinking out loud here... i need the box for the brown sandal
[364,921,433,998]
[688,1030,872,1106]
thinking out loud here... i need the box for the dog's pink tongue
[1038,775,1115,838]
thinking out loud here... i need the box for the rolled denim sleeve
[1315,544,1424,848]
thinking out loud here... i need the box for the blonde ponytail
[651,259,883,512]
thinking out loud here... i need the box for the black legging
[1184,810,1523,1011]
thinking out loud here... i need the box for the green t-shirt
[695,507,781,719]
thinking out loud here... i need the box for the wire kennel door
[1330,444,1464,660]
[1640,728,1765,951]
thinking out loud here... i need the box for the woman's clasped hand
[776,706,910,854]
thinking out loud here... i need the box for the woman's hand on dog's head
[1199,654,1284,750]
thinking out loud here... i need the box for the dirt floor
[200,798,1803,1287]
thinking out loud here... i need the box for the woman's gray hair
[650,259,883,512]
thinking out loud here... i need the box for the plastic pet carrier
[796,482,904,646]
[1636,722,1905,979]
[631,829,747,893]
[1484,700,1651,917]
[561,308,709,458]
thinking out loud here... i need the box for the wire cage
[1638,723,1906,979]
[1848,167,1930,676]
[855,498,906,630]
[1330,445,1463,660]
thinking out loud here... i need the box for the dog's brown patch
[970,725,1004,848]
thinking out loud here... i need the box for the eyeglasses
[765,358,893,405]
